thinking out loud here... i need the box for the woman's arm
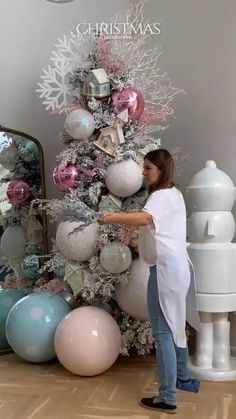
[100,211,153,226]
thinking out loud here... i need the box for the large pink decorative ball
[6,180,31,207]
[53,164,80,192]
[54,306,121,376]
[112,87,144,121]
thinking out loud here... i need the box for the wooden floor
[0,354,236,418]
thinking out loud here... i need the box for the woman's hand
[99,212,114,225]
[98,211,152,227]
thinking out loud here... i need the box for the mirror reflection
[0,127,47,289]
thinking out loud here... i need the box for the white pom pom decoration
[56,221,99,262]
[105,160,143,198]
[116,259,149,320]
[100,241,132,273]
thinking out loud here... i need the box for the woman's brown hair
[144,149,176,193]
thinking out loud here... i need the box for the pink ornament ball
[7,180,31,207]
[112,87,144,121]
[53,164,80,192]
[54,306,122,376]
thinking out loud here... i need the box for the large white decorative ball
[100,241,132,274]
[116,259,149,320]
[56,221,99,262]
[64,109,95,140]
[105,160,143,197]
[1,224,25,259]
[54,306,121,376]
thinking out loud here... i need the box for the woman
[100,149,200,414]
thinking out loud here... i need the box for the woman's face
[143,158,161,187]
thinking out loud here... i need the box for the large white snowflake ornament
[36,61,72,114]
[36,34,94,114]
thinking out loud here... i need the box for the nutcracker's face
[143,158,161,187]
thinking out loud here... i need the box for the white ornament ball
[64,109,95,140]
[100,241,132,273]
[56,221,99,262]
[1,224,25,259]
[0,144,18,171]
[54,306,122,376]
[105,160,143,198]
[116,259,149,320]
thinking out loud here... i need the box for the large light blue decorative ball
[6,292,70,363]
[0,289,26,352]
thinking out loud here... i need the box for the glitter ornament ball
[116,259,149,320]
[18,140,39,162]
[53,163,80,192]
[54,306,121,376]
[56,221,99,262]
[112,87,144,121]
[6,293,70,363]
[100,241,132,274]
[1,224,25,259]
[105,160,143,198]
[64,109,95,140]
[7,180,31,207]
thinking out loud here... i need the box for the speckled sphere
[56,221,99,262]
[105,160,143,198]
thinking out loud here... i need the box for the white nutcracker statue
[187,160,236,380]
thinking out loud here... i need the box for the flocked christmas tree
[36,1,187,356]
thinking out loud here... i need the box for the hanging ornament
[105,160,143,198]
[53,163,80,192]
[100,241,132,274]
[18,140,39,162]
[82,68,111,98]
[6,180,31,207]
[22,254,40,280]
[52,254,66,279]
[98,194,122,212]
[25,206,43,246]
[64,260,87,297]
[94,120,125,157]
[137,142,161,164]
[64,109,95,140]
[116,109,129,123]
[112,87,144,121]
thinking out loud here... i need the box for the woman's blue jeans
[147,265,190,406]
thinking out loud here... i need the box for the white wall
[145,0,236,187]
[1,0,236,192]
